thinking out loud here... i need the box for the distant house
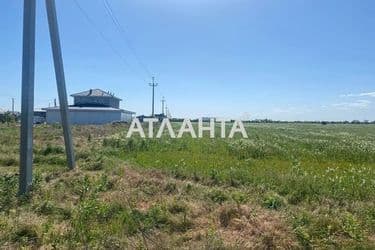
[34,110,46,124]
[137,113,166,123]
[44,89,135,125]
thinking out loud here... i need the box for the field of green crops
[0,123,374,248]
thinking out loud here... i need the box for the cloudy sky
[1,0,375,121]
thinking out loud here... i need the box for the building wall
[46,110,129,125]
[73,96,120,108]
[121,112,133,122]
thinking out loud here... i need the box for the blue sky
[1,0,375,121]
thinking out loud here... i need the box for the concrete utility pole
[161,96,165,115]
[46,0,75,170]
[19,0,36,195]
[19,0,75,195]
[11,98,15,113]
[149,76,158,116]
[165,104,170,118]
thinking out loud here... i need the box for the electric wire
[102,0,153,78]
[71,0,147,82]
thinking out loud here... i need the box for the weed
[168,200,187,214]
[40,144,64,156]
[164,182,177,194]
[207,189,228,204]
[231,191,248,209]
[0,174,17,212]
[0,156,18,167]
[168,214,192,233]
[205,229,225,250]
[263,192,285,210]
[218,205,239,227]
[11,225,40,247]
[341,212,363,241]
[35,201,71,220]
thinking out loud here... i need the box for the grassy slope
[0,123,374,249]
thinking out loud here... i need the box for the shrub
[11,225,40,247]
[207,189,228,204]
[263,192,285,210]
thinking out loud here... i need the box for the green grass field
[0,123,374,248]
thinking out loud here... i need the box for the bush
[207,189,228,204]
[263,192,285,210]
[11,225,40,247]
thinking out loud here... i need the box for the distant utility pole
[149,76,158,116]
[19,0,75,195]
[161,96,165,115]
[54,98,57,107]
[11,98,15,113]
[165,104,170,118]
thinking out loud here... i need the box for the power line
[71,0,147,82]
[102,0,153,78]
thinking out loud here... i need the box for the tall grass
[0,123,374,248]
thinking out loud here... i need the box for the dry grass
[108,167,299,249]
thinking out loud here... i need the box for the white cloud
[360,92,375,97]
[340,92,375,98]
[332,100,371,110]
[272,107,295,114]
[271,106,313,115]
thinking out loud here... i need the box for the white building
[44,89,135,125]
